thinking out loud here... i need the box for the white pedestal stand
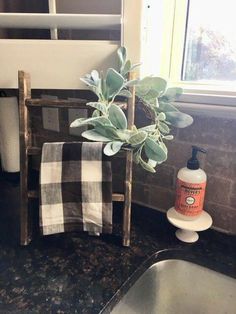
[167,207,212,243]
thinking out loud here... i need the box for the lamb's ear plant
[70,47,193,173]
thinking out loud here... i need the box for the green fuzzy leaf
[101,77,107,100]
[139,125,157,132]
[80,77,96,87]
[148,159,157,168]
[104,141,123,156]
[103,142,116,156]
[81,130,111,142]
[116,129,131,141]
[95,119,113,128]
[70,117,103,128]
[104,126,121,140]
[117,89,132,98]
[160,87,183,101]
[70,116,112,128]
[112,141,124,151]
[86,102,107,114]
[144,138,167,163]
[128,131,147,146]
[139,157,156,173]
[165,111,193,128]
[95,125,119,140]
[164,135,174,140]
[136,77,152,96]
[133,151,141,164]
[158,101,179,112]
[125,79,140,87]
[92,109,100,117]
[106,68,124,99]
[130,63,142,71]
[91,70,100,85]
[92,117,112,126]
[117,47,127,68]
[159,142,167,154]
[122,60,131,76]
[109,104,127,130]
[158,112,166,121]
[84,73,91,79]
[155,98,160,108]
[149,133,160,141]
[131,125,138,132]
[136,77,167,99]
[70,118,86,128]
[141,90,161,103]
[78,47,193,173]
[159,122,170,134]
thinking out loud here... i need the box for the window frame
[142,0,236,106]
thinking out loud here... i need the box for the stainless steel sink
[111,259,236,314]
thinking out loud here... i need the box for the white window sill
[178,93,236,107]
[175,100,236,120]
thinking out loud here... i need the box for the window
[142,0,236,103]
[182,0,236,84]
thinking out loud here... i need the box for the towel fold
[40,142,112,236]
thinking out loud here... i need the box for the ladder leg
[20,154,31,245]
[18,71,32,245]
[123,152,132,246]
[122,72,136,246]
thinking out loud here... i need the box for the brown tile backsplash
[24,91,236,235]
[230,182,236,208]
[129,113,236,235]
[204,202,236,233]
[146,165,175,189]
[132,181,150,205]
[148,185,175,211]
[205,175,232,206]
[230,195,236,209]
[165,140,206,169]
[205,149,236,180]
[177,116,236,152]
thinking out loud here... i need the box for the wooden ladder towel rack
[19,70,135,247]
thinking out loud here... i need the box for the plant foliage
[70,47,193,172]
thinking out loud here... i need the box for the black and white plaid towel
[40,142,112,236]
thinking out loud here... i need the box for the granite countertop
[0,179,235,313]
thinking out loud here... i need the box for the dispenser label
[175,179,206,216]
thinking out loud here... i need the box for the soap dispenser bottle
[175,146,207,220]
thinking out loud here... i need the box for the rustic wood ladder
[18,70,135,247]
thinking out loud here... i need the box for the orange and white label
[175,179,206,216]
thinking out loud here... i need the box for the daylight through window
[182,0,236,83]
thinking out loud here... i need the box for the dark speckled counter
[0,177,235,313]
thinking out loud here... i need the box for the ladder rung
[28,190,39,198]
[112,193,125,202]
[25,98,127,110]
[28,190,124,202]
[26,98,87,108]
[27,146,129,156]
[27,147,41,155]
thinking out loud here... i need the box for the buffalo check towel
[40,142,112,236]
